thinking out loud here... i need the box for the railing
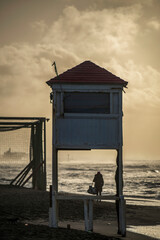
[49,187,126,237]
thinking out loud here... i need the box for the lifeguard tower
[47,61,128,236]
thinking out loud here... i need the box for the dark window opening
[64,92,110,114]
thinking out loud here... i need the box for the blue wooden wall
[52,84,123,150]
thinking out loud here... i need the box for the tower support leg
[49,147,58,228]
[115,148,126,237]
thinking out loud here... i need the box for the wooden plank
[55,194,118,200]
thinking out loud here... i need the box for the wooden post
[89,200,93,231]
[50,91,58,228]
[84,200,89,231]
[119,196,126,237]
[49,185,58,228]
[49,185,52,227]
[49,185,52,207]
[52,148,58,192]
[116,148,126,236]
[43,119,47,190]
[52,191,58,227]
[52,91,58,192]
[118,149,124,199]
[51,147,58,228]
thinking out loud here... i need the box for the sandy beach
[0,185,160,240]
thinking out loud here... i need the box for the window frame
[63,92,111,115]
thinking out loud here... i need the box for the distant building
[3,148,27,159]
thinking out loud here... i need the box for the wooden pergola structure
[0,117,49,190]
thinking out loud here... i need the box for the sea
[0,159,160,205]
[56,160,160,206]
[0,159,160,238]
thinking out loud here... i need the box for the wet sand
[0,185,160,239]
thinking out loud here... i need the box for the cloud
[0,64,13,76]
[0,43,52,116]
[0,2,160,160]
[106,58,160,112]
[31,20,48,35]
[147,18,160,30]
[41,4,160,112]
[0,4,159,116]
[42,5,141,57]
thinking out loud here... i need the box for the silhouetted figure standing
[93,171,104,196]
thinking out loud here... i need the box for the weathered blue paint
[51,83,123,150]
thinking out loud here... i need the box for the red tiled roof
[46,60,128,87]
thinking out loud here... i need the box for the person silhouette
[93,171,104,196]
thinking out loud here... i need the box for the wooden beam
[21,161,44,187]
[10,160,33,185]
[55,194,118,200]
[0,122,38,126]
[0,117,48,120]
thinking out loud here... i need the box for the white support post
[84,200,89,231]
[49,195,58,228]
[49,185,58,228]
[88,200,93,232]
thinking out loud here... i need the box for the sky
[0,0,160,163]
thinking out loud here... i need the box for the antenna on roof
[52,61,58,77]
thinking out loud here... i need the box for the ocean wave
[150,169,159,173]
[65,167,85,171]
[68,173,80,178]
[155,192,160,200]
[124,165,150,169]
[1,162,160,203]
[0,177,12,182]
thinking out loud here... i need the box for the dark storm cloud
[0,65,13,75]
